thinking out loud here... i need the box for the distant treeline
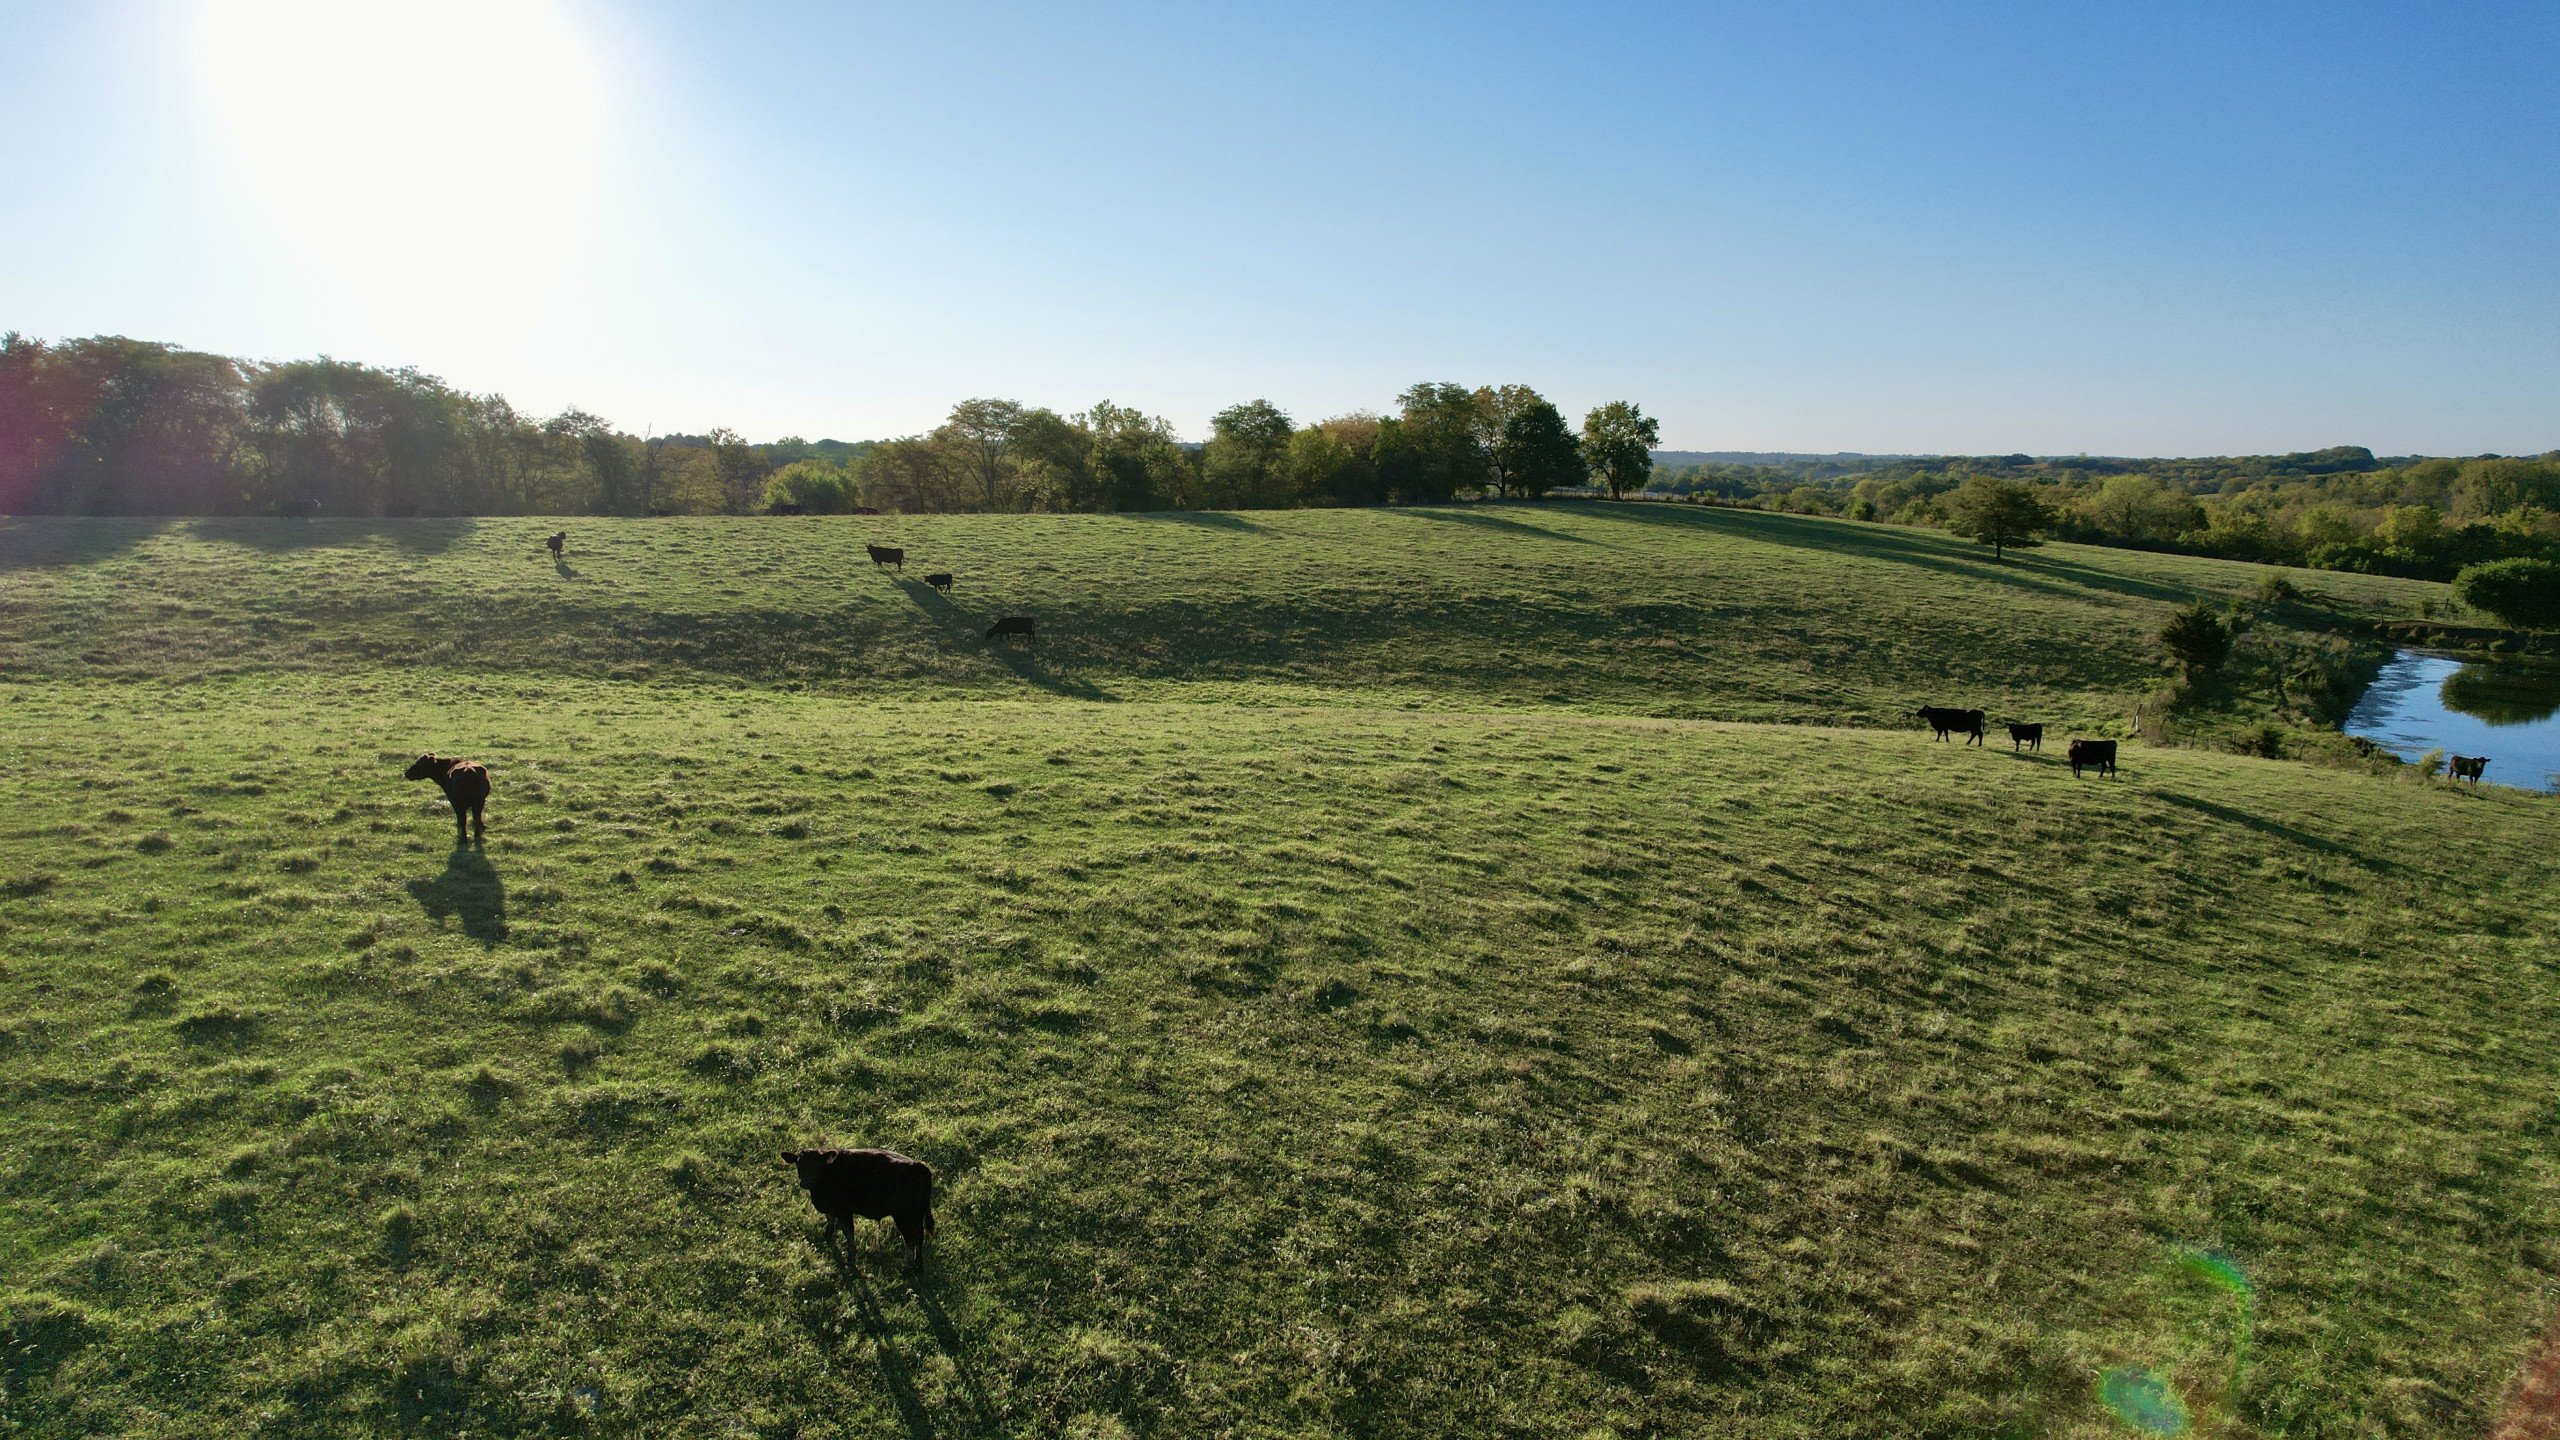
[1653,446,2560,580]
[0,333,1658,518]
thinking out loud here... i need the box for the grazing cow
[782,1148,936,1266]
[1916,705,1986,745]
[545,531,567,558]
[865,543,905,571]
[986,615,1036,644]
[405,753,491,844]
[923,572,954,594]
[2450,754,2489,783]
[2005,722,2044,753]
[2067,738,2118,779]
[768,502,806,516]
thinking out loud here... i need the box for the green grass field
[2,507,2552,1438]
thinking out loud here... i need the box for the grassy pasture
[0,507,2548,1438]
[0,504,2440,725]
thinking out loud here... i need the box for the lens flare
[2099,1366,2191,1435]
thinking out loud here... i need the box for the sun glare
[196,0,606,345]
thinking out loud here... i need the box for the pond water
[2345,649,2560,793]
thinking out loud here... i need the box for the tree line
[1651,445,2560,582]
[0,333,1659,517]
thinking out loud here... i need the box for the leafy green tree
[1287,415,1385,507]
[1204,399,1294,508]
[2159,600,2234,680]
[855,436,953,513]
[2454,558,2560,629]
[1494,396,1584,499]
[1941,475,2055,560]
[935,398,1026,511]
[707,428,764,514]
[1010,406,1097,511]
[760,459,856,513]
[1083,401,1191,511]
[1579,401,1659,500]
[1390,383,1492,502]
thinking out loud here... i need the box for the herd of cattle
[1914,705,2118,778]
[472,528,2527,1268]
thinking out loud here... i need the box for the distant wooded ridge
[5,330,2554,585]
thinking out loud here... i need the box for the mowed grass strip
[0,504,2443,725]
[2,676,2553,1437]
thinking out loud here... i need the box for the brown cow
[2449,754,2489,783]
[782,1148,936,1266]
[405,753,490,844]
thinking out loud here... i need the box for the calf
[545,531,567,558]
[923,572,954,594]
[2067,738,2118,779]
[404,753,490,844]
[865,543,905,571]
[2449,754,2489,783]
[1916,705,1986,745]
[986,615,1036,644]
[782,1148,936,1266]
[2005,722,2044,753]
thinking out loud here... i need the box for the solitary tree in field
[1941,475,2054,560]
[2454,557,2560,629]
[2159,600,2234,682]
[1580,401,1658,500]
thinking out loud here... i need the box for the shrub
[2453,558,2560,629]
[2158,601,2233,679]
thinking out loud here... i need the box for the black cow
[545,531,567,558]
[2067,738,2118,779]
[1916,705,1985,745]
[986,616,1036,644]
[923,572,954,594]
[782,1148,936,1265]
[768,502,806,516]
[405,753,491,844]
[865,544,905,571]
[2449,754,2489,782]
[2005,722,2044,753]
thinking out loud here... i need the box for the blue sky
[2,0,2553,453]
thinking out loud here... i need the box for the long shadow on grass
[184,516,478,555]
[1394,505,1608,546]
[1564,502,2193,606]
[815,1239,1002,1438]
[891,576,1114,701]
[0,517,176,571]
[406,846,508,947]
[2147,789,2391,871]
[1132,508,1266,533]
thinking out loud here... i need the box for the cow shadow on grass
[811,1235,1003,1438]
[891,577,1113,701]
[2148,789,2391,871]
[406,846,508,947]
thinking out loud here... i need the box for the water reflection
[2439,658,2560,726]
[2346,650,2560,793]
